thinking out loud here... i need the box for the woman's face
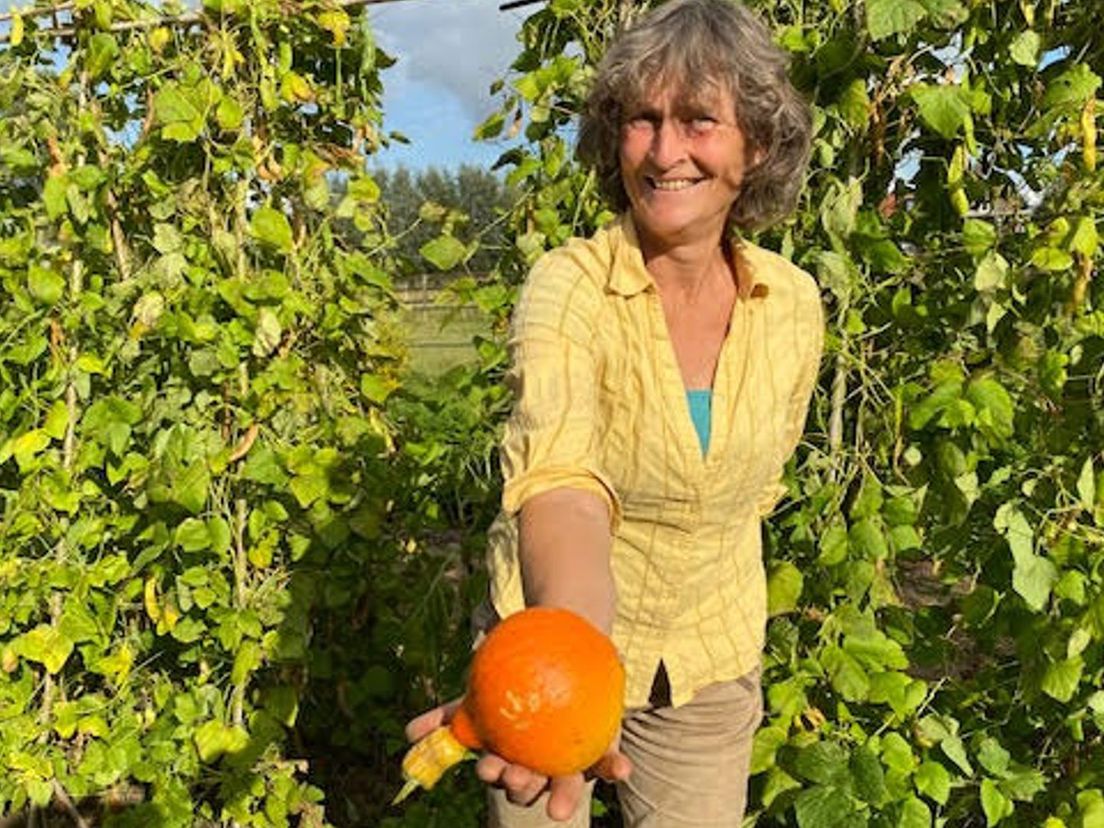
[618,83,751,251]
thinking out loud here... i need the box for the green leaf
[175,461,211,515]
[250,206,294,253]
[261,685,300,727]
[241,446,288,486]
[850,519,889,560]
[1043,64,1102,110]
[1041,656,1083,702]
[941,734,973,776]
[43,175,69,219]
[252,308,282,357]
[87,33,119,79]
[208,517,231,556]
[851,474,885,519]
[1077,457,1096,512]
[1077,790,1104,828]
[171,617,206,644]
[420,234,467,271]
[881,732,917,773]
[974,252,1008,292]
[794,785,856,828]
[16,625,74,674]
[289,473,328,508]
[152,223,183,254]
[818,518,849,565]
[794,742,850,786]
[1069,217,1099,257]
[28,265,65,306]
[850,746,888,805]
[360,373,398,404]
[821,644,869,701]
[897,796,932,828]
[994,503,1033,561]
[866,0,927,40]
[767,561,803,615]
[1001,768,1046,802]
[911,83,971,139]
[977,738,1010,777]
[909,379,961,430]
[231,640,263,686]
[154,83,203,142]
[965,376,1014,441]
[43,401,69,440]
[1013,553,1058,613]
[844,630,908,670]
[194,720,250,762]
[915,760,951,805]
[963,219,997,256]
[838,79,871,129]
[216,97,244,130]
[1031,247,1073,271]
[1009,30,1041,67]
[175,518,211,552]
[474,111,506,140]
[10,429,51,467]
[981,777,1013,825]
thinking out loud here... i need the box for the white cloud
[369,0,524,124]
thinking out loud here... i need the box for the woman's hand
[405,700,632,822]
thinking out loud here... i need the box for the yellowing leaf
[317,9,350,46]
[144,577,162,623]
[10,11,24,47]
[16,625,73,674]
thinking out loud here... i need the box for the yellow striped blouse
[486,213,824,709]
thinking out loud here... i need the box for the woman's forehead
[626,76,732,112]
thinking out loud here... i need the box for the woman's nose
[649,119,687,167]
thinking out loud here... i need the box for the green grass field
[401,302,490,375]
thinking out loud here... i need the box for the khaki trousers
[486,667,762,827]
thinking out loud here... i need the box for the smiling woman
[403,1,821,825]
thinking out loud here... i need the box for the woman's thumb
[588,750,632,782]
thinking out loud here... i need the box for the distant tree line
[372,164,518,279]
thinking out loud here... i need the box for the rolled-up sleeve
[499,255,621,527]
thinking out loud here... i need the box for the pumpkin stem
[392,725,476,805]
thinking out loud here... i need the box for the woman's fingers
[502,764,549,806]
[546,774,587,822]
[404,698,462,742]
[477,755,549,806]
[475,752,507,784]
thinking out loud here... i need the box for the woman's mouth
[648,177,702,192]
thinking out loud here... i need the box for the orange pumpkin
[394,606,625,802]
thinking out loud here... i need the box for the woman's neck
[640,232,735,303]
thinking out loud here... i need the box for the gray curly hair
[577,0,812,230]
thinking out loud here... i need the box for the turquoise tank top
[686,389,712,455]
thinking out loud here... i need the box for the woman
[406,0,821,824]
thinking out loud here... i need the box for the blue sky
[369,0,528,171]
[0,0,528,172]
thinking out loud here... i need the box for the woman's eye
[689,116,718,132]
